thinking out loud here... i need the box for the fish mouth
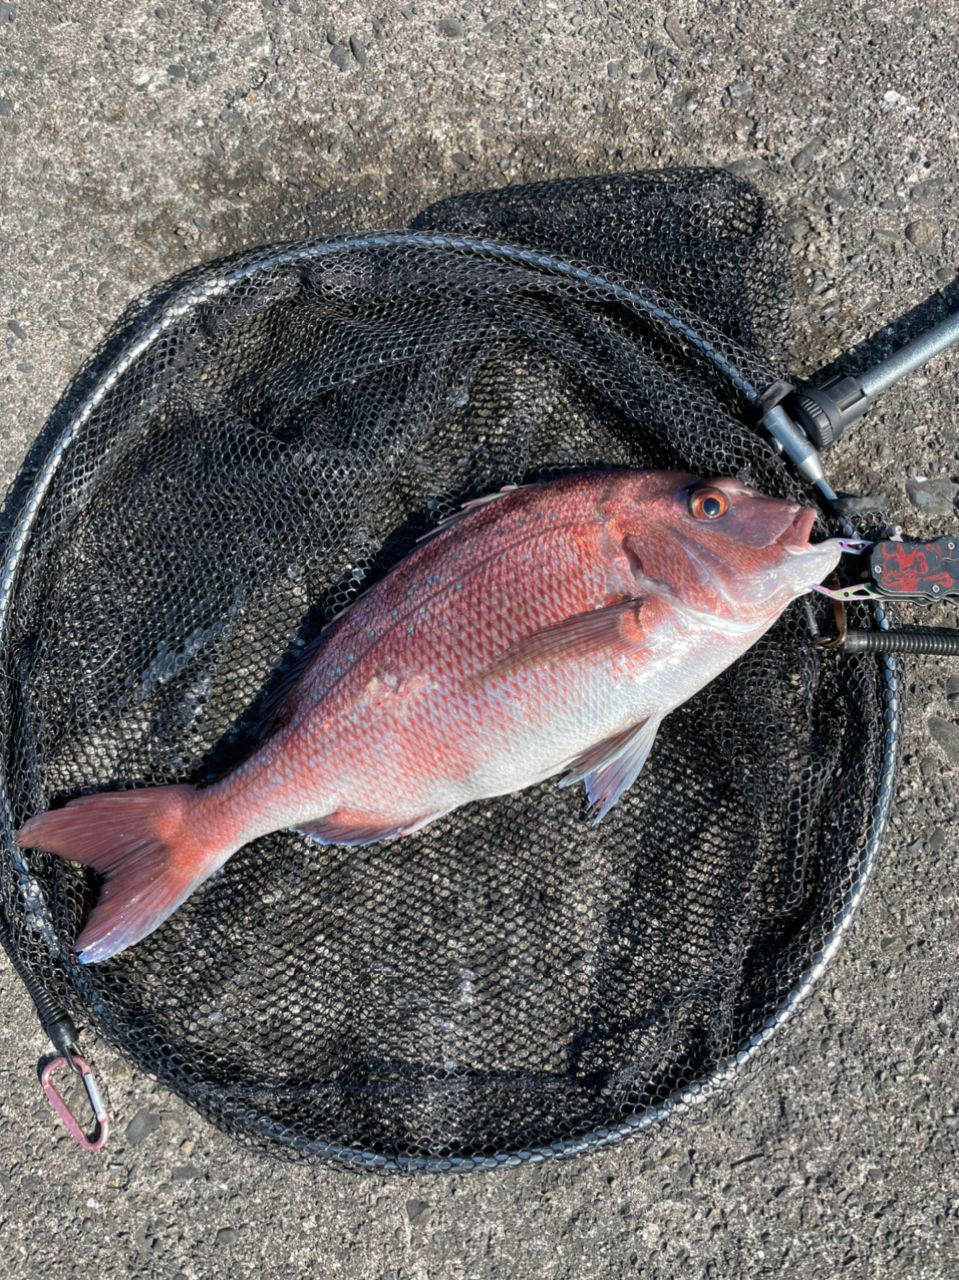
[777,506,818,552]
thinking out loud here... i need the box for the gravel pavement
[1,2,957,1277]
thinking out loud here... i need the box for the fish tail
[15,784,233,964]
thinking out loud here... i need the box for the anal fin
[293,806,450,848]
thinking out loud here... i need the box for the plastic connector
[786,375,872,450]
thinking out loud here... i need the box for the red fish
[16,470,841,963]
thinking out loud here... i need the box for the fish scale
[16,469,842,962]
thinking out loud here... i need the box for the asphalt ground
[0,2,957,1276]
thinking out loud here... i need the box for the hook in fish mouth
[809,580,879,602]
[784,532,872,563]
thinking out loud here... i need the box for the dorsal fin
[417,483,524,545]
[253,630,331,733]
[253,567,381,735]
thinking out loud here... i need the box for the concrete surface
[1,2,958,1277]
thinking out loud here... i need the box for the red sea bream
[17,470,842,962]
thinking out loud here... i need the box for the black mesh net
[0,169,894,1170]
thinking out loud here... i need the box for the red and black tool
[869,536,959,603]
[813,536,959,655]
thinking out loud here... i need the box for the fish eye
[688,487,729,521]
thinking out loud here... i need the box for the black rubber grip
[843,628,959,656]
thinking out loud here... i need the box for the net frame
[0,174,901,1171]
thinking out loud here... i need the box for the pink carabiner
[39,1055,109,1152]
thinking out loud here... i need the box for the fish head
[618,472,842,623]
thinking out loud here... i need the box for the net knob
[787,375,872,450]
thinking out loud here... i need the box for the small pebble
[170,1164,201,1182]
[7,318,25,339]
[911,178,945,205]
[330,43,350,71]
[167,64,186,79]
[663,13,689,48]
[905,477,955,516]
[216,1226,238,1246]
[906,219,942,253]
[125,1108,161,1144]
[0,3,15,22]
[826,184,854,208]
[0,97,13,116]
[792,137,824,170]
[727,79,751,101]
[349,35,367,66]
[179,1138,195,1156]
[725,158,764,178]
[928,716,959,764]
[920,754,940,781]
[406,1197,430,1226]
[783,216,811,240]
[437,16,465,37]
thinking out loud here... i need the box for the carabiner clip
[39,1054,109,1152]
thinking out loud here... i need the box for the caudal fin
[15,785,229,963]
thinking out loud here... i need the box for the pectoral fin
[559,715,663,823]
[466,598,648,689]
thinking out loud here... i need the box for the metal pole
[859,308,959,398]
[785,306,959,451]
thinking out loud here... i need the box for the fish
[16,469,842,963]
